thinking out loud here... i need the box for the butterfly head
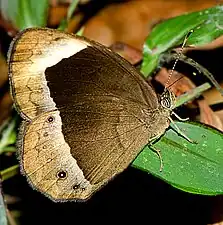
[160,88,176,110]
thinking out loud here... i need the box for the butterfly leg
[171,111,189,121]
[148,136,164,172]
[150,145,163,172]
[169,117,196,143]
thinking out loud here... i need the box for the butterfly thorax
[142,89,175,141]
[151,106,170,141]
[153,89,176,139]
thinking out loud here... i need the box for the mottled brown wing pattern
[8,28,169,201]
[21,111,97,201]
[8,28,90,120]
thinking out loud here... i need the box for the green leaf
[67,0,80,21]
[76,26,85,36]
[57,19,68,31]
[0,117,18,154]
[141,5,223,76]
[174,82,211,108]
[58,0,80,30]
[132,121,223,195]
[0,165,19,181]
[1,0,49,30]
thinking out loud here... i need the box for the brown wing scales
[8,28,169,201]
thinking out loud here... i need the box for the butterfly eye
[161,97,172,109]
[160,89,175,109]
[47,116,55,123]
[57,170,67,179]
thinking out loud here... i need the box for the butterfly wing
[8,28,164,201]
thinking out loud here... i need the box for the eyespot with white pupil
[43,132,48,137]
[73,184,80,190]
[47,116,55,123]
[57,170,67,179]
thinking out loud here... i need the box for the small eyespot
[73,184,80,190]
[46,158,52,163]
[54,37,64,41]
[43,132,48,137]
[82,187,86,191]
[57,170,67,179]
[47,116,55,123]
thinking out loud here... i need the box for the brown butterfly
[8,28,175,201]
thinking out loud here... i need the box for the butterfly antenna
[164,29,194,91]
[166,76,184,89]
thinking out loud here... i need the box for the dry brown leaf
[50,0,72,6]
[0,54,13,125]
[155,68,196,96]
[49,0,90,27]
[110,42,142,65]
[80,0,217,49]
[67,12,84,32]
[0,54,7,87]
[184,35,223,52]
[0,13,17,37]
[198,99,223,131]
[208,196,223,225]
[203,82,223,105]
[216,109,223,122]
[48,5,68,26]
[0,91,13,124]
[208,222,223,225]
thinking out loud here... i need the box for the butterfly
[8,28,176,201]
